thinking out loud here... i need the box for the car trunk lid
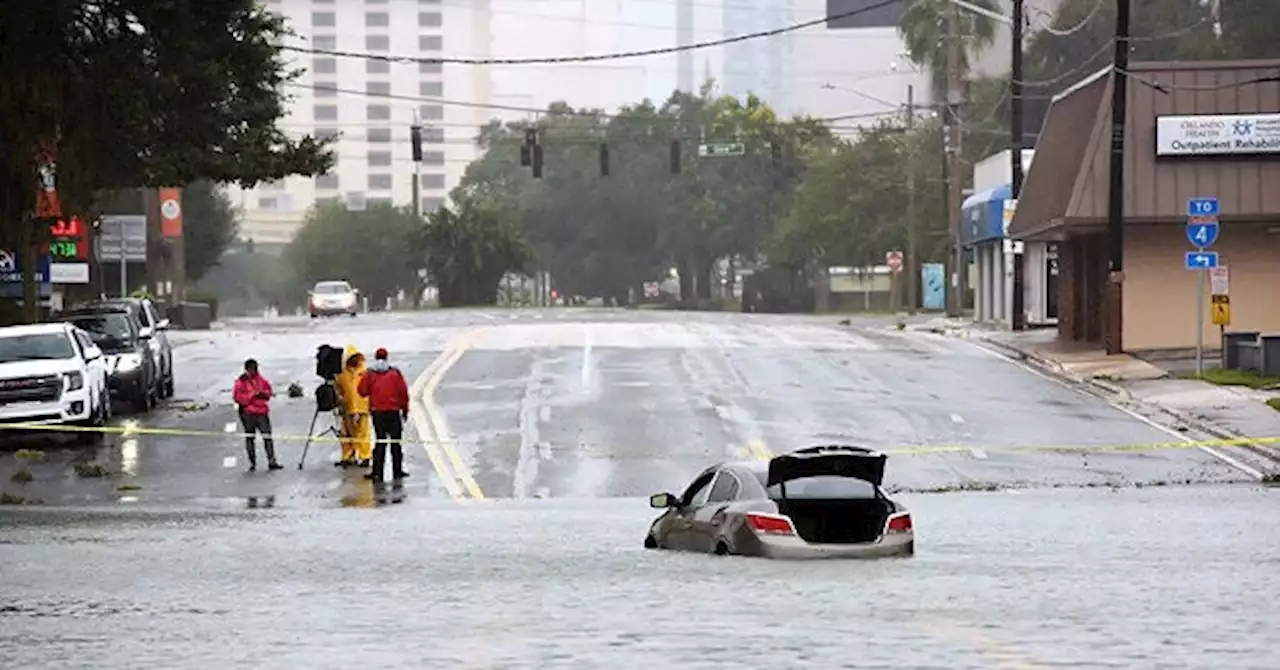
[766,445,886,488]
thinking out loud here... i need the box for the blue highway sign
[1187,197,1219,218]
[1186,221,1219,248]
[1184,251,1219,270]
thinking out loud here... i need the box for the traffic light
[599,143,610,177]
[520,128,536,167]
[532,143,544,179]
[410,125,423,163]
[669,139,681,174]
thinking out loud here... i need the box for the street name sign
[698,142,745,158]
[1184,251,1218,270]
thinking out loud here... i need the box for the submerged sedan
[644,445,913,559]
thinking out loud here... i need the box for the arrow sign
[1186,220,1219,248]
[1184,251,1219,270]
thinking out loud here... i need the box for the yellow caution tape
[1,421,1278,459]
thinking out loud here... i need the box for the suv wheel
[163,376,175,398]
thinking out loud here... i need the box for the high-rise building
[228,0,466,250]
[721,1,794,104]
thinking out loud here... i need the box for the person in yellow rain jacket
[334,346,373,468]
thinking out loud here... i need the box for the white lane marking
[969,448,988,459]
[222,457,237,468]
[615,381,651,388]
[966,340,1265,480]
[580,324,593,393]
[224,422,237,433]
[949,413,965,424]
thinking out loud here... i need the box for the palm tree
[897,0,1001,101]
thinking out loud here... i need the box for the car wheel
[643,535,659,549]
[714,541,731,556]
[163,376,174,398]
[131,386,150,413]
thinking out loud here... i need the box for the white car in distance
[308,280,360,318]
[0,323,111,444]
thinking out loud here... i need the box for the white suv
[0,323,110,444]
[308,280,360,318]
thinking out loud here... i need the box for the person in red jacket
[233,359,282,471]
[357,347,410,481]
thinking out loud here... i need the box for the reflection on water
[120,438,139,476]
[340,481,405,508]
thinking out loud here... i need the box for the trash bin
[1222,331,1260,370]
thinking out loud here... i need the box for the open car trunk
[773,498,892,544]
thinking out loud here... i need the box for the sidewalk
[904,316,1280,452]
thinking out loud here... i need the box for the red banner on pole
[159,187,183,237]
[34,140,62,219]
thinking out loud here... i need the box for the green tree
[417,199,533,307]
[454,83,831,303]
[1219,0,1280,59]
[182,181,240,283]
[284,202,422,308]
[0,1,333,321]
[897,0,1001,99]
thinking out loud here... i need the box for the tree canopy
[182,181,240,283]
[416,199,533,308]
[283,202,423,309]
[0,0,334,319]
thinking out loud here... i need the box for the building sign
[1155,113,1280,156]
[46,216,89,261]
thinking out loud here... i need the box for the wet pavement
[1,310,1276,667]
[2,486,1278,668]
[0,309,1259,506]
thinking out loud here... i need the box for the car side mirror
[649,492,677,509]
[138,327,153,339]
[156,318,170,331]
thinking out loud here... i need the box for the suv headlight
[116,354,142,372]
[64,371,84,391]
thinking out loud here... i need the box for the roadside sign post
[1210,267,1230,344]
[1185,197,1220,376]
[886,251,904,310]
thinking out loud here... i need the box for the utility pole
[944,0,965,317]
[1105,0,1131,354]
[410,114,423,219]
[1010,0,1026,331]
[905,84,918,315]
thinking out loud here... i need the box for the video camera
[314,345,343,412]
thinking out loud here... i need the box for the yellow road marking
[421,331,485,499]
[408,338,470,501]
[747,440,773,460]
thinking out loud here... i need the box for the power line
[285,82,906,127]
[280,0,901,66]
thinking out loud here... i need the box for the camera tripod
[297,380,344,470]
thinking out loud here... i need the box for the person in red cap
[357,347,410,481]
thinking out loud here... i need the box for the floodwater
[2,484,1277,669]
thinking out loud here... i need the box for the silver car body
[646,446,915,559]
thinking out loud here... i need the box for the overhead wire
[1027,0,1105,37]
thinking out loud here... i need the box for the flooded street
[1,310,1277,668]
[3,486,1278,668]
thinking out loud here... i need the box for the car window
[69,313,135,346]
[75,331,95,356]
[0,333,77,363]
[680,472,715,508]
[706,472,740,503]
[136,304,153,327]
[314,282,352,294]
[764,476,877,499]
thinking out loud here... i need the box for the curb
[975,336,1280,470]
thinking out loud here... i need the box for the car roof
[0,323,75,337]
[314,280,351,287]
[65,305,131,315]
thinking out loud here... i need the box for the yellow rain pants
[335,346,373,462]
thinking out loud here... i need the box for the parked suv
[0,323,110,444]
[308,280,359,318]
[75,297,174,398]
[61,306,158,413]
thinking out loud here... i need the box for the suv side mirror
[156,318,170,331]
[649,492,678,509]
[138,327,153,339]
